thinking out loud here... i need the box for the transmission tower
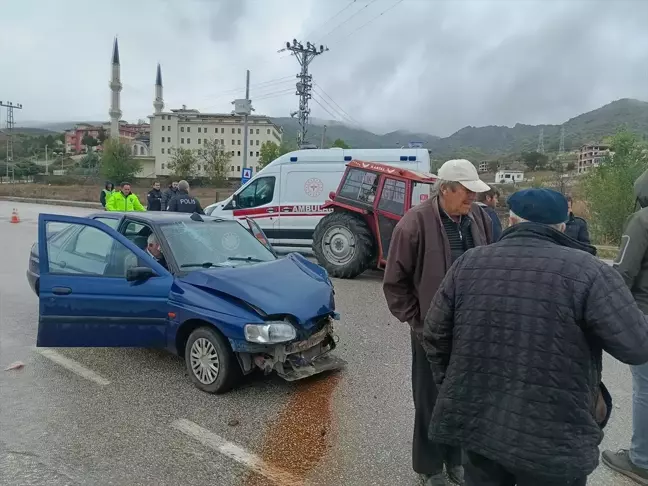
[280,39,328,147]
[537,128,545,154]
[0,101,23,180]
[559,126,565,155]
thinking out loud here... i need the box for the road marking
[35,348,111,386]
[171,418,303,486]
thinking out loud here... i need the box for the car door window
[122,221,152,250]
[339,169,378,203]
[378,178,406,215]
[93,217,120,230]
[237,177,275,209]
[46,222,142,278]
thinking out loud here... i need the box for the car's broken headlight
[244,321,297,344]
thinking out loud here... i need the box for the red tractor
[312,160,437,279]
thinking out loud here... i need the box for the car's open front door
[37,213,173,348]
[245,217,278,258]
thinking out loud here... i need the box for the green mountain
[18,98,648,159]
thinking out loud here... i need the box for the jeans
[631,362,648,469]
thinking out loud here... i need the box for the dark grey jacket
[167,190,204,214]
[161,187,177,211]
[614,168,648,313]
[565,213,591,244]
[422,222,648,480]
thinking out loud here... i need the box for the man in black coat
[161,181,178,211]
[422,188,648,486]
[167,180,204,214]
[564,195,591,244]
[147,181,163,211]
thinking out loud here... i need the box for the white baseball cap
[437,159,490,193]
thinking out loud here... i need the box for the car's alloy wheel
[190,337,220,385]
[184,326,241,394]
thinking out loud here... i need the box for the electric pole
[537,128,545,154]
[0,101,23,181]
[280,40,328,147]
[559,126,565,155]
[321,125,327,149]
[232,70,253,170]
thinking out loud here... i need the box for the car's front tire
[184,326,240,394]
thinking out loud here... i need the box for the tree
[521,151,549,171]
[566,161,576,171]
[259,141,280,169]
[581,130,648,244]
[97,127,107,144]
[168,147,197,179]
[80,152,100,169]
[487,160,499,173]
[200,140,230,181]
[81,132,99,152]
[332,138,350,149]
[101,138,141,183]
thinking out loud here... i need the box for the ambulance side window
[237,177,276,209]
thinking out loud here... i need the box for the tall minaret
[108,37,122,139]
[154,63,164,114]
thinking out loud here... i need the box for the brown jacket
[383,196,493,334]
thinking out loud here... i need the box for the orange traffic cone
[10,208,20,224]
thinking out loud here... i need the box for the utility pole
[45,145,49,175]
[280,40,328,147]
[321,125,327,149]
[232,70,253,171]
[0,101,23,182]
[537,128,545,154]
[559,126,565,155]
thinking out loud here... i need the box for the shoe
[445,465,464,485]
[602,449,648,485]
[419,473,448,486]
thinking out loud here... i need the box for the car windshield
[159,219,276,269]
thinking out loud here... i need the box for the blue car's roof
[88,212,235,225]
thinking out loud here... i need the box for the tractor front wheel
[313,211,374,279]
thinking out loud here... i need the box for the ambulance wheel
[313,211,374,279]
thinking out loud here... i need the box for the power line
[200,76,295,100]
[314,0,380,44]
[329,0,404,45]
[311,90,357,126]
[313,83,361,125]
[255,88,295,101]
[311,96,342,122]
[304,1,358,40]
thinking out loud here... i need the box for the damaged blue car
[28,212,344,393]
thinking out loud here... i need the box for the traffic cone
[10,208,20,224]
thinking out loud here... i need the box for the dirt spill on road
[244,372,342,486]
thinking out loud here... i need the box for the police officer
[167,180,204,214]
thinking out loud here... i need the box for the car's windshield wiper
[180,262,223,268]
[227,256,266,263]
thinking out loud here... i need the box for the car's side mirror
[126,266,155,282]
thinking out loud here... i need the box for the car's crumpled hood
[177,253,335,326]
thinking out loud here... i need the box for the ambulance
[206,148,431,253]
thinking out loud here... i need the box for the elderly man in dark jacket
[422,188,648,486]
[384,159,493,486]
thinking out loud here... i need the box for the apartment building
[150,107,283,178]
[577,143,611,174]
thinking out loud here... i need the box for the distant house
[577,143,611,174]
[495,170,524,184]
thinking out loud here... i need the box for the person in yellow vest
[106,182,146,212]
[99,181,114,210]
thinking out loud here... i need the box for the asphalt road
[0,201,637,486]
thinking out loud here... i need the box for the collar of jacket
[431,195,488,268]
[177,190,189,195]
[500,221,596,256]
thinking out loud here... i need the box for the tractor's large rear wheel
[313,211,374,279]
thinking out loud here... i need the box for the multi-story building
[149,107,283,177]
[64,122,149,154]
[577,143,611,174]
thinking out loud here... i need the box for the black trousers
[464,451,588,486]
[411,332,462,474]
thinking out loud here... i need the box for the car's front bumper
[232,322,347,380]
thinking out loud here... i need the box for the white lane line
[35,348,111,386]
[171,418,303,486]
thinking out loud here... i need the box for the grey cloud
[206,0,246,42]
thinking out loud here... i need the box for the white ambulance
[206,148,431,253]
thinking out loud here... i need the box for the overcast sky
[2,0,648,137]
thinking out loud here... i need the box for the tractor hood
[178,253,335,326]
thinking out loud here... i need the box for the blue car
[28,211,344,393]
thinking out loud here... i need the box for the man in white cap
[383,159,493,486]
